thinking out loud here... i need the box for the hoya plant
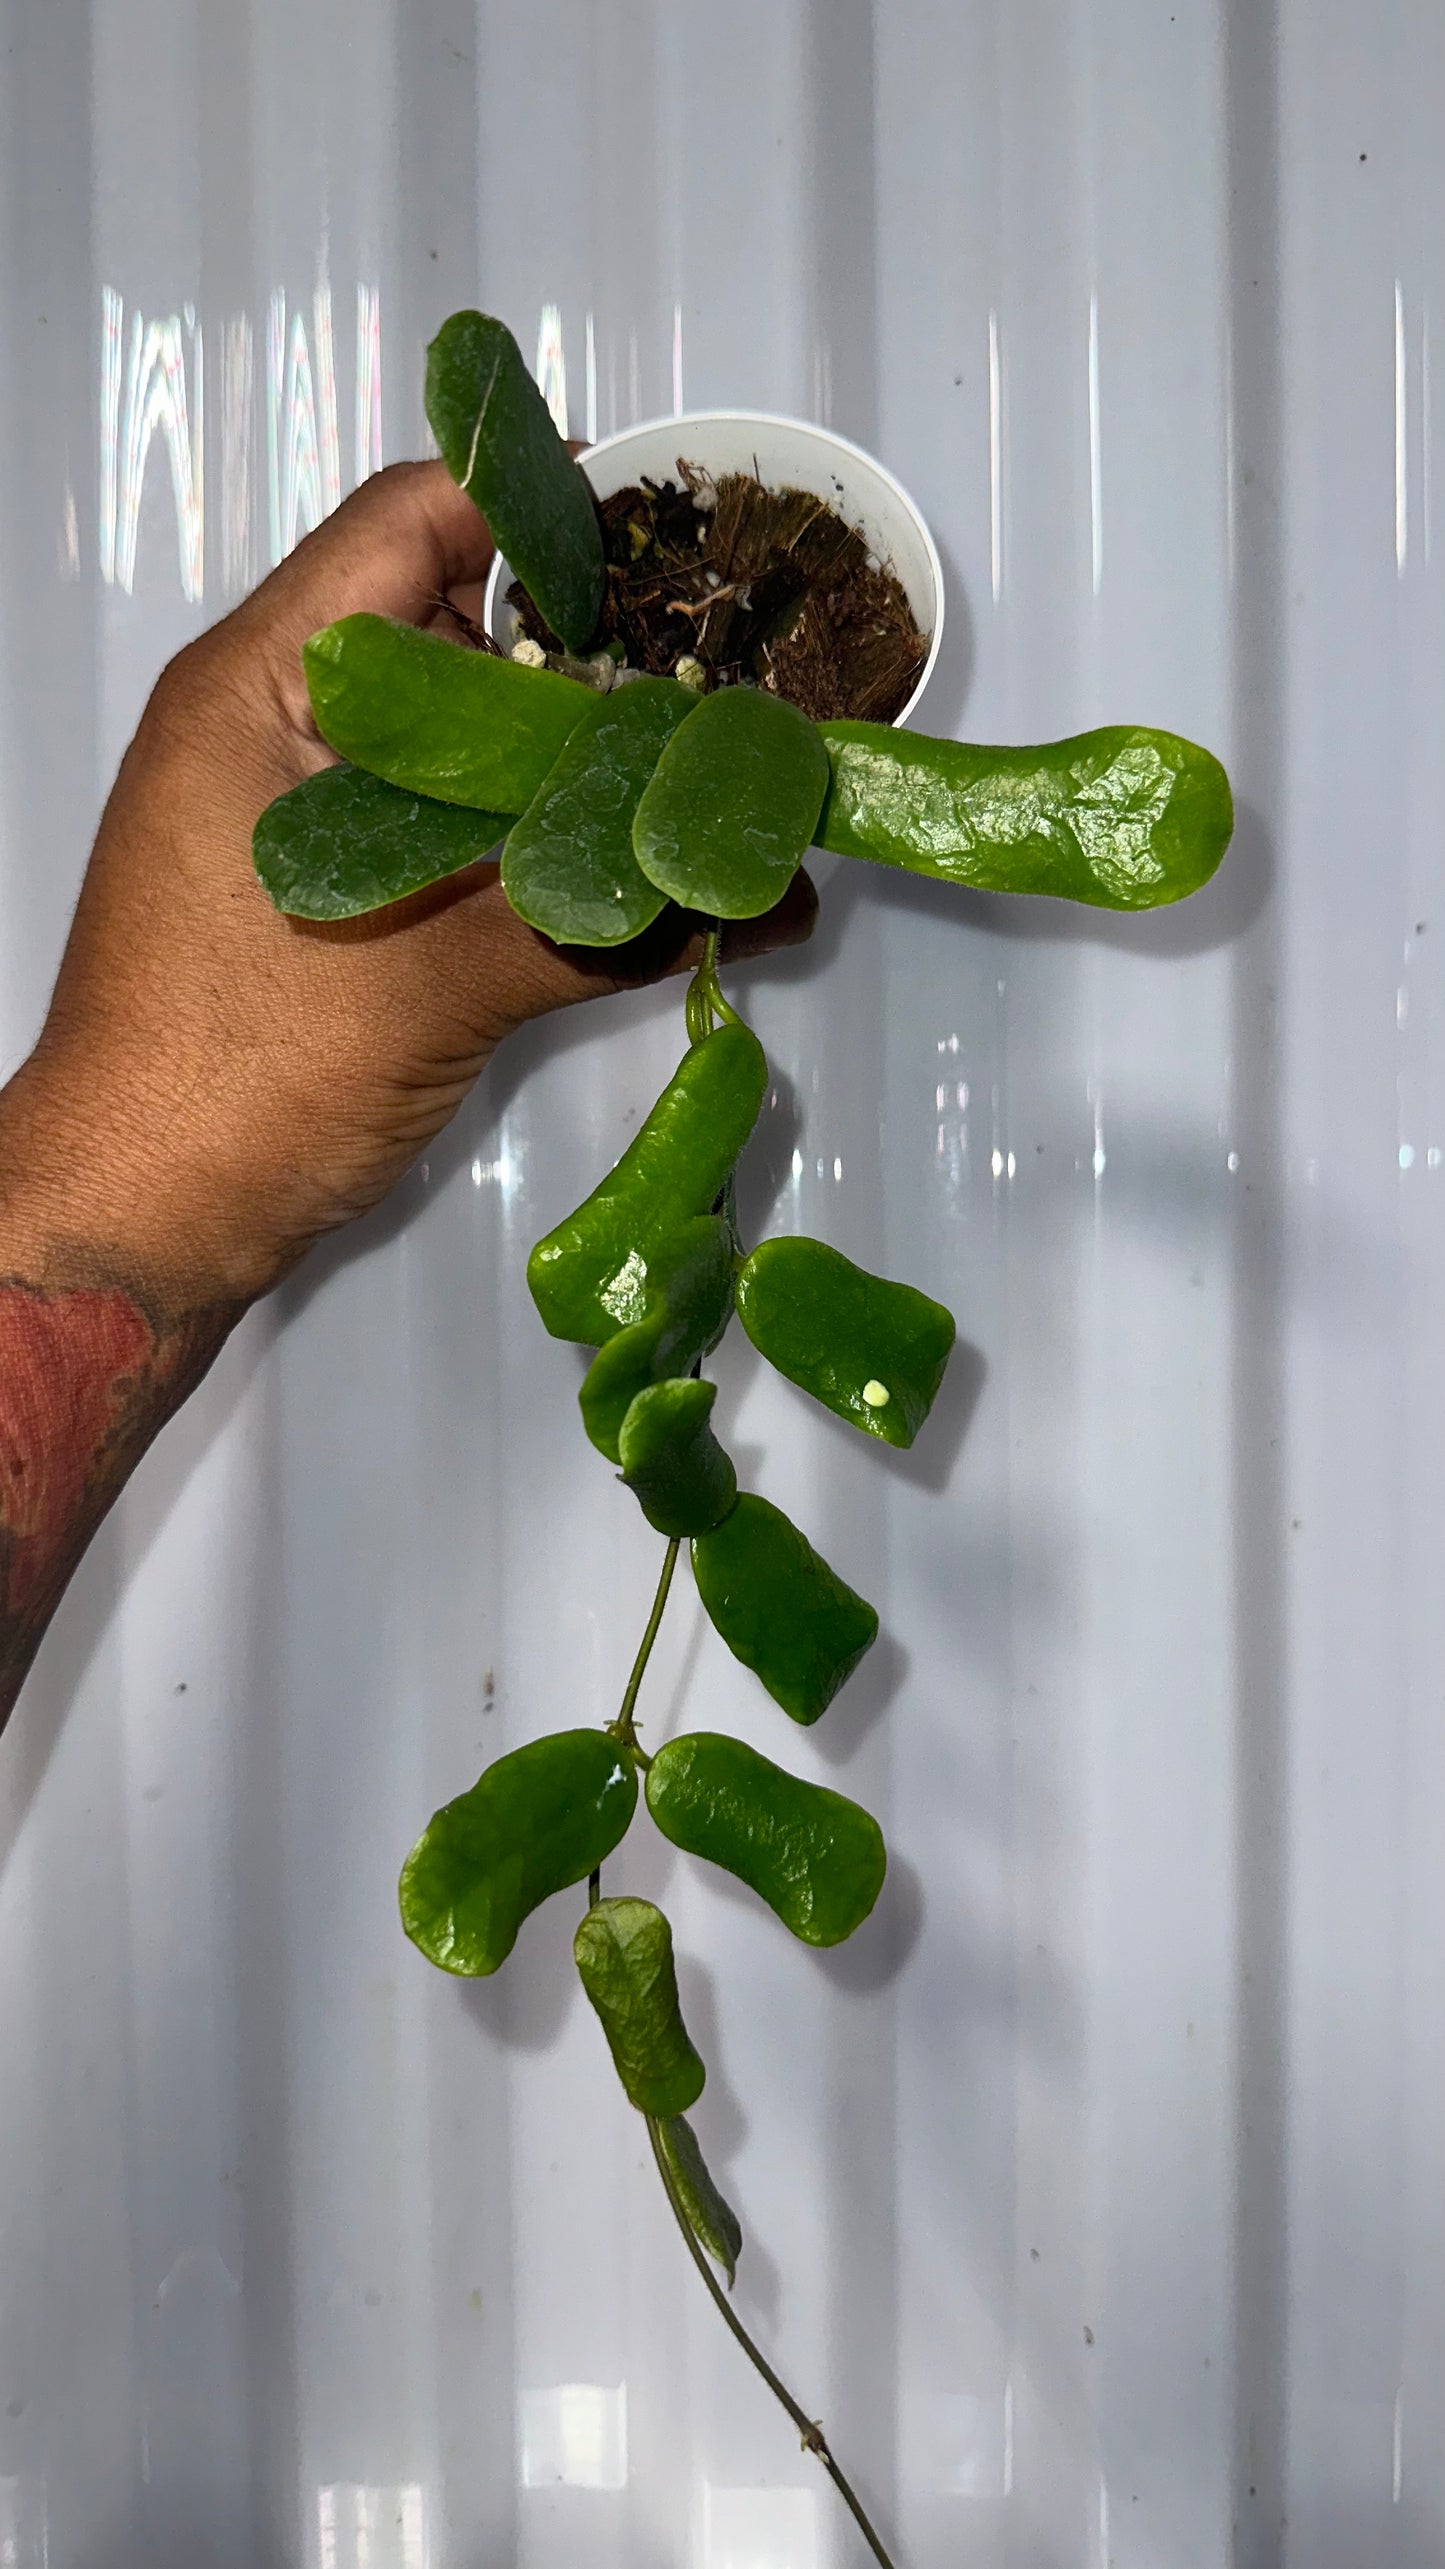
[253,312,1233,2566]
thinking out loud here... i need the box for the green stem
[645,2116,902,2569]
[706,971,742,1029]
[687,924,743,1046]
[609,1536,681,1755]
[613,934,891,2555]
[594,1534,679,1907]
[701,924,741,1030]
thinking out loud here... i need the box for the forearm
[0,1075,241,1730]
[0,463,814,1735]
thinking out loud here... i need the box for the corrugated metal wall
[0,4,1441,2563]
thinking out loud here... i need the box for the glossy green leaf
[632,687,831,917]
[252,763,507,920]
[528,1024,768,1346]
[617,1378,738,1536]
[580,1219,734,1464]
[735,1236,956,1449]
[645,1732,886,1946]
[655,2112,743,2287]
[305,613,592,809]
[400,1729,637,1976]
[426,309,605,651]
[691,1493,878,1725]
[574,1896,705,2117]
[502,679,694,946]
[272,668,1232,926]
[817,720,1234,911]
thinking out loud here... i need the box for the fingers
[224,461,494,701]
[451,869,820,1033]
[717,876,820,967]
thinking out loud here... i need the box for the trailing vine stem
[687,925,742,1048]
[604,924,733,1797]
[645,2113,901,2569]
[609,1535,680,1761]
[594,942,901,2566]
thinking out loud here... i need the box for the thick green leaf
[425,309,605,651]
[817,720,1234,910]
[632,687,830,917]
[399,1729,637,1976]
[502,678,694,946]
[528,1025,768,1346]
[618,1378,738,1536]
[656,2112,743,2287]
[646,1732,886,1946]
[579,1219,734,1464]
[276,665,1233,926]
[735,1236,956,1449]
[252,763,507,920]
[691,1492,878,1725]
[305,613,592,809]
[574,1896,705,2117]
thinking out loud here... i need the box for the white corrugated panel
[0,3,1440,2563]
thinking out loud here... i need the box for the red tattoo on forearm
[0,1277,232,1727]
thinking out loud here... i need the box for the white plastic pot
[482,407,944,727]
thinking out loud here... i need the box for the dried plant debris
[505,460,929,725]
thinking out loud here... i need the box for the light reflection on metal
[314,289,341,508]
[59,478,80,581]
[1088,288,1102,596]
[356,283,383,482]
[916,2386,1011,2496]
[99,284,122,576]
[1395,279,1408,575]
[267,287,342,566]
[934,1071,969,1200]
[99,286,205,601]
[703,2482,818,2568]
[220,314,253,599]
[536,302,568,435]
[1423,309,1433,564]
[604,330,619,438]
[519,2382,627,2489]
[94,296,751,592]
[0,2473,49,2569]
[317,2482,428,2569]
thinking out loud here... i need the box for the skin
[0,459,814,1732]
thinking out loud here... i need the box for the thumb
[435,869,821,1036]
[218,460,494,743]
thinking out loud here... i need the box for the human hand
[1,461,815,1314]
